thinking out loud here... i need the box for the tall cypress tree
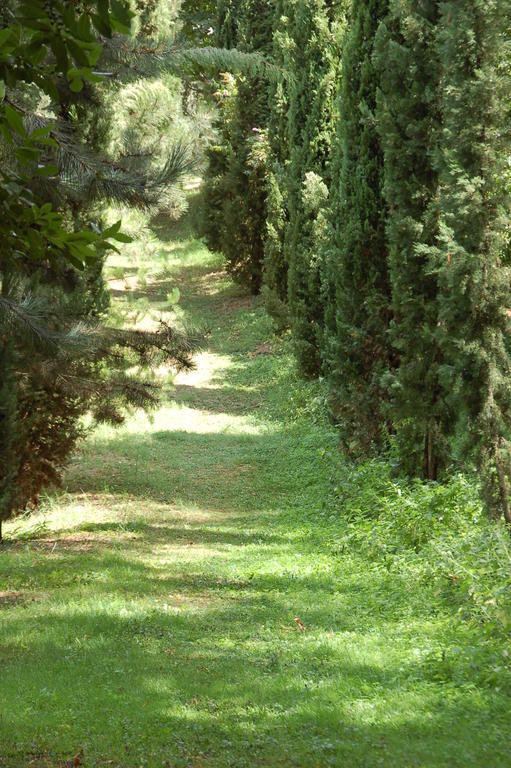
[201,0,275,293]
[373,1,452,479]
[434,0,511,520]
[286,0,346,376]
[323,0,392,454]
[262,0,292,326]
[263,0,347,375]
[216,0,239,47]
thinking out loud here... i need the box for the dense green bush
[335,459,511,632]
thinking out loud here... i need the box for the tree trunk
[0,266,18,536]
[494,447,511,525]
[423,428,438,481]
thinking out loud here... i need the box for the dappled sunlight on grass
[1,216,510,767]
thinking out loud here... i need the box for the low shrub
[334,460,511,632]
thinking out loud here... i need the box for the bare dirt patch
[211,462,254,480]
[0,591,44,608]
[220,295,257,314]
[188,269,228,296]
[250,342,273,357]
[32,535,100,552]
[5,533,110,554]
[0,591,26,607]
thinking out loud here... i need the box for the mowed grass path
[1,212,510,767]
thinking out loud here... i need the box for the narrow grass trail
[0,213,509,767]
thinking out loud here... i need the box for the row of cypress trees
[203,0,511,521]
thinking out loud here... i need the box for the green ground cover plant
[0,202,510,767]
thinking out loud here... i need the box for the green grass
[1,205,510,767]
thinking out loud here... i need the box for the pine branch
[0,294,92,356]
[170,46,285,82]
[18,112,196,209]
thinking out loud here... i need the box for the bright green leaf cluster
[0,0,134,271]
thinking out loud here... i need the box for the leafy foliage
[0,0,197,533]
[0,0,134,271]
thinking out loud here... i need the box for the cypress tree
[323,0,392,454]
[262,0,292,327]
[266,0,347,375]
[434,1,511,520]
[216,0,239,48]
[201,0,275,293]
[373,2,451,479]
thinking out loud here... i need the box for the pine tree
[434,0,511,519]
[373,1,450,479]
[323,0,392,454]
[0,270,18,542]
[0,1,196,528]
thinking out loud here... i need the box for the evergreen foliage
[202,0,511,520]
[323,0,392,455]
[216,0,238,48]
[433,1,511,520]
[0,0,196,531]
[260,0,296,330]
[373,2,449,479]
[200,0,275,293]
[281,0,347,376]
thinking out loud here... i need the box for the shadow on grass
[172,384,264,415]
[2,212,508,766]
[1,547,507,766]
[62,427,319,514]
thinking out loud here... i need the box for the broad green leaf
[35,164,58,177]
[4,104,26,137]
[49,35,68,71]
[67,39,92,68]
[110,231,132,243]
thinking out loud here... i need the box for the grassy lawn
[1,204,510,767]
